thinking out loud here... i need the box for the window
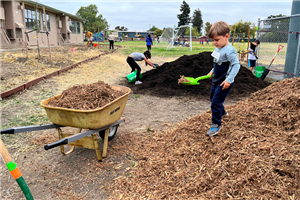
[76,22,81,34]
[69,20,76,34]
[42,13,50,31]
[25,8,40,30]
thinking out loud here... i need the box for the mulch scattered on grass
[107,77,300,199]
[125,52,271,98]
[48,81,125,110]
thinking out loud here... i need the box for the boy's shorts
[248,60,256,67]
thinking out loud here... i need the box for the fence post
[22,2,28,58]
[257,18,260,58]
[294,31,300,77]
[284,0,300,78]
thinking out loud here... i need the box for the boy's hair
[208,21,230,38]
[144,50,151,59]
[254,40,260,45]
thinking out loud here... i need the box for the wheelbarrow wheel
[99,125,118,141]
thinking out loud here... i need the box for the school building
[0,0,84,49]
[117,31,154,39]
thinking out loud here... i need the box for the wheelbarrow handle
[44,138,68,150]
[1,128,15,134]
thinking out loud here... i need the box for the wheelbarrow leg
[92,133,102,161]
[58,127,77,155]
[102,128,109,157]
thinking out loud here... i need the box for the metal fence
[257,14,300,80]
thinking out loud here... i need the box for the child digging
[126,51,155,85]
[206,21,240,136]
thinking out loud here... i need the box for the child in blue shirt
[206,21,240,136]
[145,34,153,51]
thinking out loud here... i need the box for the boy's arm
[225,49,240,84]
[143,58,154,67]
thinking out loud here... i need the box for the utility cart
[1,85,131,161]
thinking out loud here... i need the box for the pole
[97,28,99,48]
[257,18,261,58]
[294,31,300,77]
[247,26,250,61]
[43,7,52,62]
[232,27,236,46]
[0,139,33,200]
[189,23,192,51]
[87,26,89,49]
[285,0,300,78]
[22,2,28,58]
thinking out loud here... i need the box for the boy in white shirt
[247,40,260,72]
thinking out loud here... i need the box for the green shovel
[180,74,212,85]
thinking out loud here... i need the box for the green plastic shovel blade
[180,75,211,85]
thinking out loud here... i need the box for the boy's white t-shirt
[248,46,257,60]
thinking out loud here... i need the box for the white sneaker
[135,81,142,85]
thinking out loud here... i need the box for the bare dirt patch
[0,44,113,92]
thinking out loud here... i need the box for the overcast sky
[40,0,293,32]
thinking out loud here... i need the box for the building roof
[199,35,209,39]
[117,31,154,33]
[18,0,84,21]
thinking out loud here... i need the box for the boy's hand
[220,81,230,90]
[207,72,213,79]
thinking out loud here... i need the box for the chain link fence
[257,14,300,80]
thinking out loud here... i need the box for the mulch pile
[48,81,125,110]
[108,77,300,199]
[125,52,271,98]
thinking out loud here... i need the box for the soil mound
[109,77,300,199]
[48,81,125,110]
[125,52,271,97]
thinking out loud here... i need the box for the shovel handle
[277,44,284,52]
[195,74,212,82]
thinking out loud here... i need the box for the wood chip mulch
[107,77,300,199]
[178,75,189,84]
[48,81,125,110]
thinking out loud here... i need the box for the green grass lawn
[111,40,216,57]
[95,40,287,64]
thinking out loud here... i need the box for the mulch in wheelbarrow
[48,81,125,110]
[124,52,271,98]
[107,77,300,199]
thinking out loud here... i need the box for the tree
[192,9,203,34]
[148,25,158,32]
[177,1,191,27]
[267,14,286,19]
[154,29,163,37]
[230,20,256,38]
[115,26,128,31]
[204,22,212,36]
[185,26,200,37]
[76,4,108,33]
